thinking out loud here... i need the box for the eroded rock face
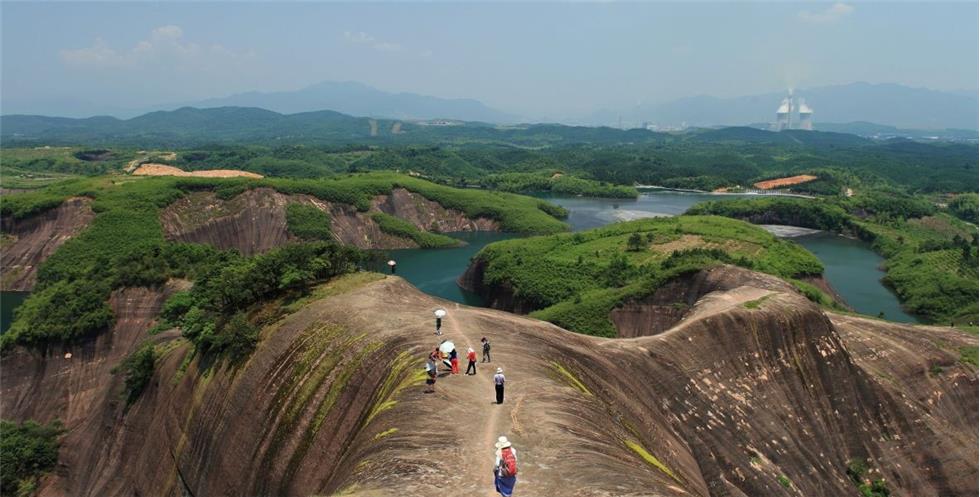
[0,282,184,495]
[161,188,299,255]
[1,268,975,497]
[160,187,498,254]
[372,188,499,233]
[0,197,96,290]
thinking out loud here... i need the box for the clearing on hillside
[132,163,263,179]
[753,174,818,190]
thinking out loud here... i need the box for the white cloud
[60,25,246,68]
[344,30,407,53]
[798,3,854,23]
[343,31,375,45]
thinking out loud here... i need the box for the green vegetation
[0,419,64,496]
[5,111,976,194]
[373,428,399,441]
[947,193,978,223]
[470,216,824,336]
[688,193,978,323]
[550,362,593,396]
[846,459,891,497]
[687,197,851,231]
[1,172,565,351]
[115,342,158,406]
[624,439,681,484]
[285,203,332,241]
[370,212,459,248]
[777,475,793,489]
[959,346,978,368]
[483,171,638,198]
[159,242,364,360]
[743,294,773,309]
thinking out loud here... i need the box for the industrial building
[772,91,814,131]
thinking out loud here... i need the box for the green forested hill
[4,107,976,194]
[466,216,828,337]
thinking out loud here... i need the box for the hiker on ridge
[450,347,460,375]
[466,347,478,375]
[481,337,491,362]
[493,368,506,404]
[424,359,437,393]
[493,436,518,497]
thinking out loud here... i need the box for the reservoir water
[1,291,29,333]
[1,192,917,331]
[382,231,517,306]
[388,191,917,323]
[794,233,917,323]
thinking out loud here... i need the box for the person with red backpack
[493,436,518,496]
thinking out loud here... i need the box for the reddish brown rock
[1,267,973,497]
[0,197,95,290]
[372,188,499,233]
[160,187,498,254]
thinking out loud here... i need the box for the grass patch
[959,346,978,368]
[743,294,773,310]
[846,459,891,497]
[624,439,681,484]
[285,203,332,241]
[279,272,384,315]
[550,361,593,396]
[371,212,459,248]
[373,428,399,441]
[363,351,429,427]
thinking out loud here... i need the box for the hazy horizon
[2,2,978,120]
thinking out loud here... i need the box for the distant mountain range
[0,106,659,147]
[4,81,974,130]
[189,81,517,123]
[8,105,958,149]
[583,83,978,130]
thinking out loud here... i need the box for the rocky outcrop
[160,188,294,255]
[1,268,975,496]
[801,274,852,309]
[456,257,538,314]
[0,281,185,495]
[160,187,499,255]
[372,188,499,233]
[0,197,95,290]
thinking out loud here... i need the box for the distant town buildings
[773,90,814,131]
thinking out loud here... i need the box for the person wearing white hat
[493,368,506,404]
[493,435,518,496]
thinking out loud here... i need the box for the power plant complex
[773,90,813,131]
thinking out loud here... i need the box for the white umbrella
[439,340,455,355]
[434,308,447,318]
[387,260,397,266]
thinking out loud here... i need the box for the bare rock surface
[1,267,974,497]
[160,187,497,254]
[372,188,499,233]
[0,197,95,290]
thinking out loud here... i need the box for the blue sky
[2,1,977,117]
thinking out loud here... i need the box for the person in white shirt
[493,368,505,404]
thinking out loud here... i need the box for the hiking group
[423,312,517,496]
[424,337,501,398]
